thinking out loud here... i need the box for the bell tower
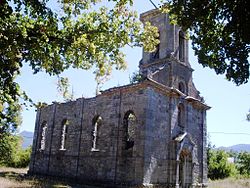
[139,9,200,98]
[140,9,189,65]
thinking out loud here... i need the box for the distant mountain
[19,131,34,149]
[217,144,250,152]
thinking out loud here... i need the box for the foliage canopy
[165,0,250,85]
[0,0,159,131]
[1,0,250,133]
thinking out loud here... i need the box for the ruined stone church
[29,8,210,188]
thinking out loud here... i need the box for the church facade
[29,9,210,188]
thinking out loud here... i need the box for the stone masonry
[29,9,210,188]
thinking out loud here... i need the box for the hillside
[217,144,250,152]
[19,131,34,149]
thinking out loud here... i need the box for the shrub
[0,135,31,168]
[208,150,237,180]
[9,146,31,168]
[237,152,250,176]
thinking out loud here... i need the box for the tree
[57,77,74,101]
[208,150,237,180]
[164,0,250,85]
[0,100,22,164]
[129,71,145,84]
[206,135,215,174]
[0,0,159,131]
[237,152,250,176]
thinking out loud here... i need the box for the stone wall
[29,85,149,185]
[29,81,208,187]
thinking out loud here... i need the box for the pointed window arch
[91,115,102,151]
[40,121,47,151]
[124,111,136,150]
[60,119,69,150]
[179,31,185,61]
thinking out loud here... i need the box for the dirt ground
[1,167,250,188]
[0,167,94,188]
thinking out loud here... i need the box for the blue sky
[17,0,250,147]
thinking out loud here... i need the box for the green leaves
[0,0,160,132]
[140,22,160,52]
[237,152,250,176]
[57,77,74,101]
[165,0,250,85]
[208,150,237,180]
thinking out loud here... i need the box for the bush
[0,135,19,166]
[8,146,31,168]
[0,135,31,168]
[208,150,237,180]
[237,152,250,176]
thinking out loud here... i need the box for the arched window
[91,116,102,151]
[178,104,185,128]
[124,111,136,150]
[60,119,69,150]
[40,121,47,150]
[179,31,185,61]
[178,81,186,94]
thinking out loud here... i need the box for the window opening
[178,104,185,128]
[60,119,69,150]
[91,116,102,151]
[179,31,185,61]
[178,82,186,94]
[40,121,47,150]
[124,111,136,150]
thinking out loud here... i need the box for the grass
[0,167,98,188]
[1,167,250,188]
[209,177,250,188]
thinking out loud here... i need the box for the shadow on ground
[0,169,100,188]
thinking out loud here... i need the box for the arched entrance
[179,149,192,188]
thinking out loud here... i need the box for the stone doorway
[179,150,192,188]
